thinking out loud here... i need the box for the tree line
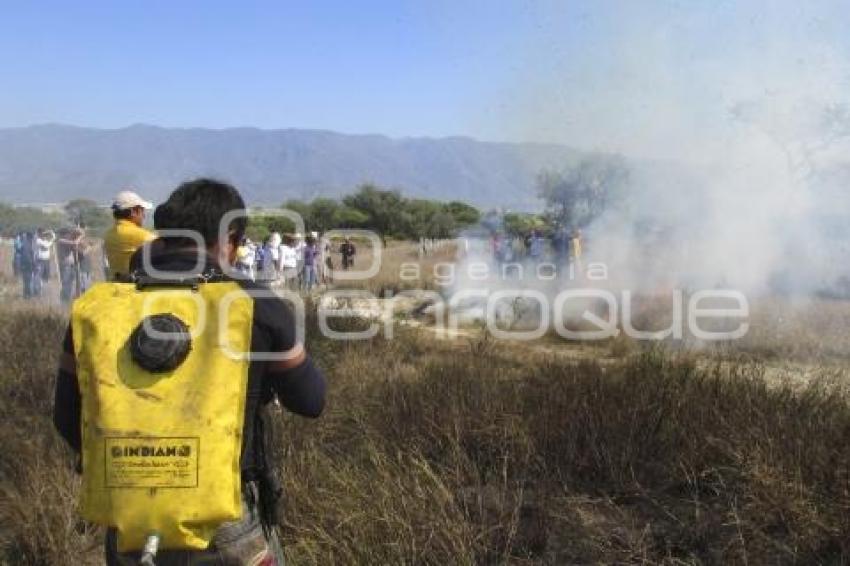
[1,185,481,242]
[0,199,112,237]
[249,183,481,241]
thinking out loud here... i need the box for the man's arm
[140,226,157,243]
[253,292,326,418]
[268,349,326,418]
[126,225,156,254]
[53,326,82,452]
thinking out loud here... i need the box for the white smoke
[466,1,850,299]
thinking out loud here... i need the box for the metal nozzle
[138,533,160,566]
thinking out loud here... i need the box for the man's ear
[219,235,239,265]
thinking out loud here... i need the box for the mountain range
[0,124,584,209]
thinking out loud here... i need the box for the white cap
[112,190,153,211]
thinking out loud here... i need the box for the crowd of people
[234,232,357,291]
[9,189,360,301]
[12,225,97,302]
[489,227,584,272]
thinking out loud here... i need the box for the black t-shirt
[340,242,356,257]
[52,247,326,479]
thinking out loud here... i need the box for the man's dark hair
[154,178,247,247]
[112,207,133,220]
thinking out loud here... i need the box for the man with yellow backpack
[53,178,327,565]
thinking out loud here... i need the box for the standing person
[12,232,23,277]
[522,232,532,258]
[267,231,282,280]
[340,236,356,270]
[53,178,326,565]
[103,190,156,280]
[75,225,95,294]
[78,241,94,293]
[255,237,269,281]
[235,237,255,280]
[261,236,277,282]
[292,233,306,289]
[493,233,505,263]
[502,235,514,263]
[55,228,74,302]
[279,235,299,290]
[35,228,55,283]
[528,230,544,263]
[553,226,569,271]
[311,232,325,284]
[308,232,330,285]
[569,228,583,277]
[29,230,46,297]
[302,236,318,292]
[18,231,36,298]
[254,239,265,278]
[322,239,334,285]
[56,227,85,303]
[512,235,523,261]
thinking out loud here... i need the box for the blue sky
[1,0,849,157]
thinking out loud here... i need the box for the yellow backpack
[71,279,253,552]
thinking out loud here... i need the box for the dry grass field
[1,239,849,564]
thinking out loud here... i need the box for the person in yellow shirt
[569,228,583,277]
[103,190,156,280]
